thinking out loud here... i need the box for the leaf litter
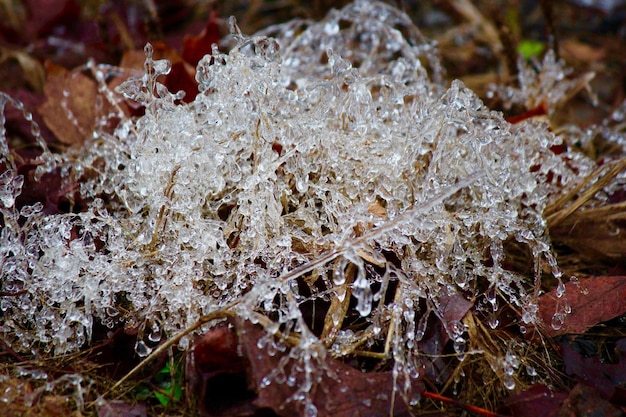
[1,1,626,416]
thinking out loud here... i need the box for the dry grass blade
[545,157,626,227]
[446,0,502,54]
[321,263,354,348]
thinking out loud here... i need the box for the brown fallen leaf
[500,384,567,417]
[560,339,626,402]
[98,400,148,417]
[242,322,421,417]
[538,276,626,337]
[560,39,606,63]
[557,383,624,417]
[550,218,626,263]
[182,11,222,67]
[0,46,45,92]
[367,200,388,220]
[39,61,98,146]
[189,320,422,417]
[116,42,198,107]
[188,322,267,417]
[320,263,354,347]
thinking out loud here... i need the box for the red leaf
[189,320,423,417]
[192,324,245,375]
[557,383,624,417]
[241,322,421,417]
[438,293,473,338]
[505,102,547,124]
[500,384,566,417]
[538,276,626,337]
[165,61,198,103]
[182,12,221,67]
[560,338,626,401]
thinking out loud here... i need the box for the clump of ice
[0,0,590,407]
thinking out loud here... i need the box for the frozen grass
[0,0,599,412]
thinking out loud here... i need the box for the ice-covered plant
[0,0,594,412]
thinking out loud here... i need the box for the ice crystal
[488,49,596,115]
[0,0,591,407]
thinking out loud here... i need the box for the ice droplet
[148,322,161,342]
[551,313,565,330]
[488,315,499,329]
[304,402,317,417]
[503,375,516,390]
[135,340,152,357]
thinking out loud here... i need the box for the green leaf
[133,384,151,400]
[154,381,182,406]
[518,40,545,60]
[153,360,183,406]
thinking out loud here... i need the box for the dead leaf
[187,323,257,417]
[321,263,354,346]
[241,322,420,417]
[557,383,624,417]
[182,12,222,67]
[538,276,626,337]
[367,200,387,220]
[560,39,606,63]
[438,293,473,337]
[0,46,45,91]
[189,320,422,417]
[39,62,97,146]
[505,101,548,124]
[116,42,198,106]
[550,219,626,262]
[560,338,626,402]
[165,61,198,103]
[500,384,566,417]
[97,400,147,417]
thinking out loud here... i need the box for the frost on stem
[0,0,597,409]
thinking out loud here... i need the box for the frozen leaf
[117,42,198,105]
[438,294,474,326]
[190,321,420,417]
[538,276,626,337]
[191,324,244,374]
[2,89,56,146]
[240,322,420,417]
[0,375,86,417]
[15,165,80,214]
[39,61,97,146]
[367,200,388,220]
